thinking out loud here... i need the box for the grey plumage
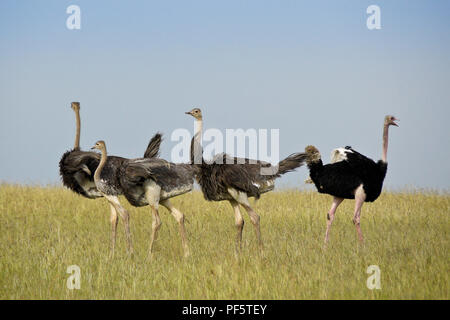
[92,155,127,196]
[91,140,193,257]
[119,160,194,206]
[58,102,163,199]
[143,132,163,159]
[190,129,307,201]
[60,137,162,198]
[186,107,307,251]
[192,149,307,201]
[92,149,194,205]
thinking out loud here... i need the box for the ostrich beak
[91,146,96,150]
[185,111,192,115]
[393,118,399,127]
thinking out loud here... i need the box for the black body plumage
[59,149,102,198]
[307,147,388,202]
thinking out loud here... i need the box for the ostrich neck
[194,119,203,138]
[73,109,81,150]
[94,148,107,183]
[382,123,389,163]
[192,118,203,164]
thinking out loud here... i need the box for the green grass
[0,184,448,299]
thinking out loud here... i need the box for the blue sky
[0,0,449,189]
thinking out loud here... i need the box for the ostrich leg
[324,197,344,245]
[229,199,244,253]
[118,207,133,254]
[228,188,263,249]
[241,203,263,249]
[148,205,162,257]
[145,184,162,258]
[105,195,134,255]
[161,199,190,258]
[352,185,366,242]
[109,204,119,257]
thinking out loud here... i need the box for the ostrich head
[385,115,399,127]
[185,107,203,120]
[71,102,80,111]
[305,145,321,164]
[91,140,106,151]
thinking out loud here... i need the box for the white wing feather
[330,147,353,164]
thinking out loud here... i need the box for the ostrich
[59,102,162,199]
[304,115,399,244]
[91,140,194,257]
[185,108,307,251]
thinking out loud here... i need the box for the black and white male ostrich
[304,115,399,243]
[59,102,162,199]
[91,140,194,257]
[186,108,307,251]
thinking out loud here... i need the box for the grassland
[0,184,448,299]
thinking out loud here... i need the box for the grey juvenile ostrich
[186,108,307,251]
[91,140,194,257]
[304,115,399,244]
[59,102,162,199]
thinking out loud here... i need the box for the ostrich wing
[206,153,271,198]
[210,153,269,166]
[331,147,354,163]
[221,163,262,196]
[338,147,383,182]
[344,147,377,166]
[59,150,101,198]
[121,158,194,192]
[59,150,100,178]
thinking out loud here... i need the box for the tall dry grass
[0,184,448,299]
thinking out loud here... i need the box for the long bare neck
[194,118,203,137]
[73,109,81,150]
[94,147,107,182]
[382,123,389,163]
[192,118,203,164]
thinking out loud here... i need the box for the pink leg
[353,185,366,243]
[324,197,344,244]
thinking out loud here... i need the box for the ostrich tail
[305,145,322,164]
[277,152,308,176]
[143,132,163,158]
